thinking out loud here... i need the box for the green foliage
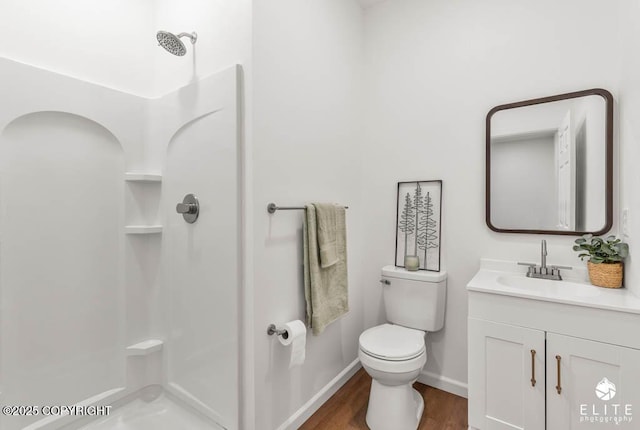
[572,234,629,264]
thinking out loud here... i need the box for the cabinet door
[547,333,640,430]
[468,318,546,430]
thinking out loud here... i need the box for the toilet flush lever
[379,279,390,285]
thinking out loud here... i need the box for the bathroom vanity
[467,260,640,430]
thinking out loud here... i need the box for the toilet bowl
[359,323,426,430]
[359,266,447,430]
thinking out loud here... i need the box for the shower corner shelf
[126,339,164,356]
[125,172,163,183]
[125,225,163,234]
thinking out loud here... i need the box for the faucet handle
[517,262,537,267]
[549,265,571,280]
[517,262,538,276]
[550,265,572,271]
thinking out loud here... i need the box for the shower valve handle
[176,203,197,214]
[176,194,199,223]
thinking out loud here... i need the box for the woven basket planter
[587,261,623,288]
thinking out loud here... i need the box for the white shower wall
[0,59,143,430]
[158,68,241,429]
[0,56,241,429]
[0,113,126,430]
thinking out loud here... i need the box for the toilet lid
[359,324,425,361]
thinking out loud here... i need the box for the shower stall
[0,28,242,430]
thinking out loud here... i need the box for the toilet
[358,265,447,430]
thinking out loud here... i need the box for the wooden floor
[300,369,468,430]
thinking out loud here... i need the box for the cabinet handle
[530,349,536,387]
[555,355,562,394]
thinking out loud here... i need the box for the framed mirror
[486,88,613,235]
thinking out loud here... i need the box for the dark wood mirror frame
[486,88,614,236]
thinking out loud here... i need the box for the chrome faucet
[518,240,571,281]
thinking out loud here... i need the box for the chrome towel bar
[267,202,349,214]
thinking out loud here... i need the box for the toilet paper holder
[267,324,289,339]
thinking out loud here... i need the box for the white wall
[618,0,640,295]
[576,96,607,231]
[152,0,252,96]
[0,0,155,97]
[491,101,573,136]
[0,0,252,98]
[491,136,556,229]
[251,0,364,428]
[362,0,624,392]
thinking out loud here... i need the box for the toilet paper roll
[278,320,306,368]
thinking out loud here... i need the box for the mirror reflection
[487,89,612,234]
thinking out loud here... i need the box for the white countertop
[467,259,640,315]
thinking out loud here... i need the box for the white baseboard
[417,370,468,399]
[277,358,362,430]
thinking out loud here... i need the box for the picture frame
[395,180,442,272]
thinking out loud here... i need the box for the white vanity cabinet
[469,319,640,430]
[545,333,640,430]
[468,319,545,430]
[468,260,640,430]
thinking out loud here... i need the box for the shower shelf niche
[125,225,163,234]
[126,339,164,356]
[125,172,162,182]
[124,171,162,234]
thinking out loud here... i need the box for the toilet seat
[359,347,426,374]
[359,323,425,361]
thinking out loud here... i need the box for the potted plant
[573,234,629,288]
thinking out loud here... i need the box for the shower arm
[176,32,198,44]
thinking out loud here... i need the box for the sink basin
[496,275,601,298]
[467,259,640,315]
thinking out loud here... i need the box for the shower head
[156,31,198,56]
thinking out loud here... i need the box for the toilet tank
[381,265,447,331]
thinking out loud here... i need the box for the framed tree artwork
[395,180,442,272]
